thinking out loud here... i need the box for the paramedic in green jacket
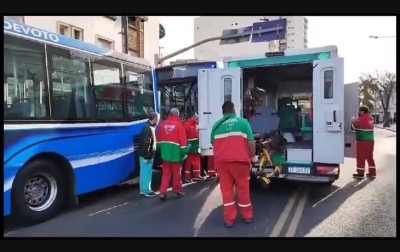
[351,106,376,179]
[157,108,188,201]
[137,112,160,197]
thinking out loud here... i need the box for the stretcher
[251,131,287,189]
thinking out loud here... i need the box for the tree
[364,71,396,127]
[358,75,378,111]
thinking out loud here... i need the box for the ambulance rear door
[198,68,242,155]
[344,82,359,158]
[312,57,344,164]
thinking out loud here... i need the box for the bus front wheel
[12,159,68,224]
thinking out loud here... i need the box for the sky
[158,16,396,83]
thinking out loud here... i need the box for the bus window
[93,61,123,120]
[4,35,49,120]
[123,64,155,121]
[50,53,93,120]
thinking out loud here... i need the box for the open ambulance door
[344,82,359,158]
[312,58,344,164]
[198,68,242,156]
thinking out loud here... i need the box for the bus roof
[155,61,217,70]
[4,20,152,69]
[222,45,338,63]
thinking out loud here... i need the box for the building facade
[5,16,160,66]
[194,16,308,61]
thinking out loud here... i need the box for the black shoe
[366,173,376,179]
[184,179,193,183]
[175,192,185,198]
[224,222,234,228]
[244,219,253,224]
[353,174,364,179]
[192,177,204,181]
[159,194,167,201]
[142,192,157,197]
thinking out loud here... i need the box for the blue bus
[4,20,158,223]
[155,61,220,120]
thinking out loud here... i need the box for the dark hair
[148,112,159,121]
[222,101,235,114]
[359,106,369,114]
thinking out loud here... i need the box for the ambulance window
[323,70,334,99]
[224,77,232,102]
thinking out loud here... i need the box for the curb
[375,126,396,132]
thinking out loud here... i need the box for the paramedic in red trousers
[210,101,256,227]
[183,112,204,182]
[157,108,188,201]
[351,106,376,179]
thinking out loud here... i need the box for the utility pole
[155,26,284,65]
[121,16,129,54]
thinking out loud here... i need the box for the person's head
[222,101,235,115]
[188,112,198,122]
[169,108,180,118]
[148,112,160,126]
[358,106,369,116]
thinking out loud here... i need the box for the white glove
[183,155,188,160]
[252,156,259,163]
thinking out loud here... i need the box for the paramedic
[183,112,203,182]
[157,108,188,201]
[210,101,256,227]
[138,112,159,197]
[351,106,376,179]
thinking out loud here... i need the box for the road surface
[4,128,396,237]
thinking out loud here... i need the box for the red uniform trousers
[160,161,183,195]
[184,154,201,180]
[356,141,376,176]
[218,162,253,224]
[207,156,218,178]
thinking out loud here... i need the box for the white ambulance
[198,46,359,184]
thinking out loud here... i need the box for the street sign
[251,19,287,43]
[220,26,253,45]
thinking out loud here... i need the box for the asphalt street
[4,128,396,237]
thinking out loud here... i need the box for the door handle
[203,112,211,115]
[333,110,337,122]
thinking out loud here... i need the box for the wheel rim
[24,173,58,212]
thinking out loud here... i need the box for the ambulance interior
[242,63,314,162]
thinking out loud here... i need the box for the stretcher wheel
[258,176,271,189]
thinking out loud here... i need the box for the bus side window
[123,64,155,121]
[49,51,93,121]
[4,35,49,121]
[92,60,123,121]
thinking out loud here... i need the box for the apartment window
[223,78,232,102]
[96,35,115,50]
[323,70,334,99]
[72,27,84,40]
[57,21,84,41]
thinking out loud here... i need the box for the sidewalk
[375,123,396,132]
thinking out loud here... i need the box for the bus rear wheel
[12,159,68,224]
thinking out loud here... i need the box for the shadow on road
[296,178,372,236]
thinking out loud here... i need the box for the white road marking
[285,187,309,237]
[87,181,197,217]
[269,189,300,237]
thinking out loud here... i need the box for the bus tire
[12,159,68,224]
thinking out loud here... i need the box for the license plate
[287,166,310,174]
